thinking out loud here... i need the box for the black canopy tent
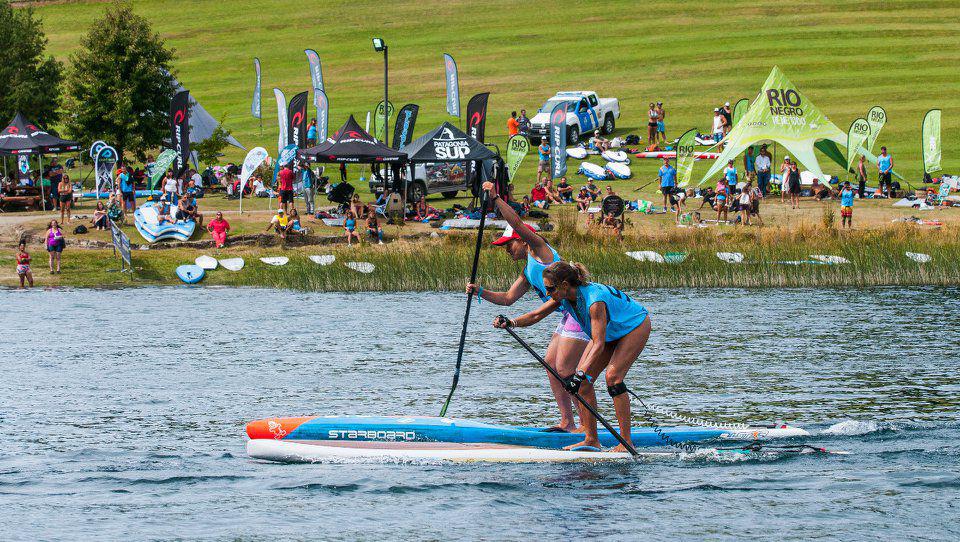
[0,113,81,211]
[301,115,406,164]
[401,122,499,203]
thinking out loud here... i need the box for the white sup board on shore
[195,255,218,270]
[219,257,245,271]
[810,254,850,265]
[566,147,588,160]
[717,252,744,263]
[626,251,665,263]
[309,255,336,265]
[345,261,375,273]
[905,251,931,263]
[260,256,289,266]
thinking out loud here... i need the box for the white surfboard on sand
[626,251,665,263]
[810,254,849,265]
[309,255,336,266]
[260,256,289,266]
[566,147,588,159]
[195,255,218,270]
[219,257,245,271]
[717,252,744,263]
[905,251,931,263]
[345,261,375,274]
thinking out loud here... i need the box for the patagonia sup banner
[922,109,942,174]
[274,88,287,154]
[676,128,697,187]
[304,49,324,92]
[252,58,261,119]
[549,101,569,179]
[148,149,178,190]
[170,90,190,177]
[506,134,529,182]
[846,118,871,170]
[443,53,460,118]
[373,100,395,142]
[315,89,329,143]
[392,104,419,149]
[466,92,490,143]
[287,91,309,149]
[732,98,749,127]
[94,145,118,194]
[866,105,886,153]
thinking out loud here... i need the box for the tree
[0,1,64,126]
[63,1,175,161]
[193,115,233,166]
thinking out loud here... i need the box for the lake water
[2,286,959,541]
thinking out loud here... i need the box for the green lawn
[29,0,960,205]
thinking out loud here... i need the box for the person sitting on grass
[351,193,367,219]
[286,208,306,235]
[344,210,361,246]
[16,241,33,288]
[176,193,203,227]
[207,212,230,248]
[557,177,574,203]
[839,181,855,229]
[266,208,289,239]
[601,212,623,240]
[543,179,564,205]
[811,179,832,201]
[585,180,600,201]
[699,187,716,210]
[530,182,549,209]
[367,212,384,245]
[576,187,592,213]
[156,194,174,225]
[590,130,611,152]
[92,201,109,230]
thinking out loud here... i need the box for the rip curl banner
[287,91,309,149]
[466,93,489,143]
[505,134,529,182]
[443,53,460,118]
[315,89,329,143]
[921,109,942,174]
[252,58,262,119]
[549,101,569,179]
[274,88,287,154]
[845,118,871,170]
[392,104,419,149]
[866,105,886,153]
[304,49,324,92]
[170,90,190,177]
[676,128,697,187]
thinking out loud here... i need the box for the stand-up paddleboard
[566,147,588,160]
[626,251,665,263]
[717,252,744,263]
[309,255,336,265]
[260,256,289,266]
[245,416,809,464]
[345,261,375,273]
[176,264,205,284]
[79,190,162,199]
[635,151,721,160]
[810,254,850,265]
[134,202,196,243]
[605,162,632,179]
[601,150,630,163]
[905,251,931,263]
[195,255,218,270]
[219,257,245,271]
[578,162,608,181]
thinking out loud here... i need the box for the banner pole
[38,154,46,212]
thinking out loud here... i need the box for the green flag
[149,149,178,189]
[846,118,871,170]
[676,128,697,187]
[922,109,942,174]
[866,105,886,153]
[373,100,395,142]
[732,98,749,127]
[506,134,529,182]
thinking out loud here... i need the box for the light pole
[372,38,388,144]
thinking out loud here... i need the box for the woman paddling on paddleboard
[467,181,590,432]
[494,261,651,453]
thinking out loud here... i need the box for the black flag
[170,90,190,177]
[287,91,309,149]
[466,93,490,143]
[392,104,420,149]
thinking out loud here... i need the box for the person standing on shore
[877,146,893,198]
[277,164,295,215]
[45,220,65,274]
[517,109,531,137]
[779,156,792,203]
[744,146,756,183]
[856,155,868,198]
[655,102,666,145]
[647,103,658,147]
[658,158,676,209]
[306,119,318,147]
[712,109,725,147]
[787,162,801,209]
[16,242,33,288]
[468,180,591,433]
[755,144,772,195]
[840,181,855,228]
[537,137,550,184]
[58,174,73,223]
[300,161,316,215]
[507,111,519,137]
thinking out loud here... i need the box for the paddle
[439,191,489,417]
[500,324,640,457]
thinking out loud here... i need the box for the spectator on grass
[58,174,73,223]
[543,179,564,205]
[536,137,550,184]
[712,108,725,145]
[744,146,756,183]
[45,219,65,274]
[723,160,738,195]
[647,103,658,146]
[699,187,716,210]
[877,146,893,198]
[658,158,677,209]
[604,185,617,198]
[176,192,203,227]
[15,241,33,288]
[266,208,290,239]
[287,208,304,235]
[507,111,519,137]
[721,102,733,133]
[576,187,591,212]
[591,130,610,152]
[585,180,600,201]
[367,212,384,244]
[779,156,793,203]
[856,155,868,198]
[190,168,203,190]
[517,109,531,136]
[755,144,772,195]
[344,210,361,246]
[750,183,764,226]
[787,162,801,209]
[307,119,318,147]
[120,166,137,213]
[92,201,109,230]
[530,182,549,209]
[277,164,295,214]
[556,177,574,202]
[656,102,666,144]
[46,158,63,210]
[207,212,230,248]
[840,181,855,229]
[738,181,753,226]
[671,188,687,224]
[601,212,623,240]
[300,161,316,215]
[715,180,729,222]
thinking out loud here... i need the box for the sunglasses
[545,283,558,294]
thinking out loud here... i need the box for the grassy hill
[30,0,960,192]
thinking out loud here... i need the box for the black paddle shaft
[439,192,489,416]
[502,325,640,457]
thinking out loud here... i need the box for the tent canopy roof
[301,115,407,163]
[0,113,80,155]
[401,122,497,162]
[168,73,245,150]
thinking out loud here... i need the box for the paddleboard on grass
[605,162,632,179]
[905,251,931,263]
[176,264,205,284]
[345,261,375,274]
[566,147,588,159]
[260,257,289,266]
[195,255,218,270]
[601,150,630,163]
[810,254,850,265]
[577,162,608,181]
[309,255,336,266]
[717,252,744,263]
[626,251,665,263]
[219,258,245,271]
[664,252,688,263]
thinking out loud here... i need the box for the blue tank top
[877,154,891,172]
[560,282,648,342]
[523,244,561,302]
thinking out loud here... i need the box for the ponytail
[543,261,590,287]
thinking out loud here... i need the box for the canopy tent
[301,115,407,163]
[401,122,497,162]
[168,73,245,150]
[0,113,80,155]
[699,66,898,184]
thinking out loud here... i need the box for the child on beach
[16,242,33,288]
[840,181,855,228]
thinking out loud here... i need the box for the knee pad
[607,382,628,398]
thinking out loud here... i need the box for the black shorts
[122,192,135,202]
[879,172,892,184]
[59,194,72,203]
[279,189,294,203]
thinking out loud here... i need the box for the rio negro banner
[675,128,697,187]
[170,90,190,178]
[304,49,324,92]
[252,58,261,119]
[315,89,329,143]
[443,53,460,118]
[732,98,749,127]
[549,101,569,179]
[148,149,178,189]
[866,105,886,153]
[846,118,871,170]
[466,93,490,143]
[287,91,309,148]
[506,134,529,182]
[274,88,287,153]
[392,104,419,149]
[922,109,942,174]
[373,100,395,142]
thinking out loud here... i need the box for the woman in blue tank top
[467,182,590,432]
[495,261,651,453]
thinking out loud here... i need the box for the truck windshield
[541,99,575,113]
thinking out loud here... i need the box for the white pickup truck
[528,91,620,144]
